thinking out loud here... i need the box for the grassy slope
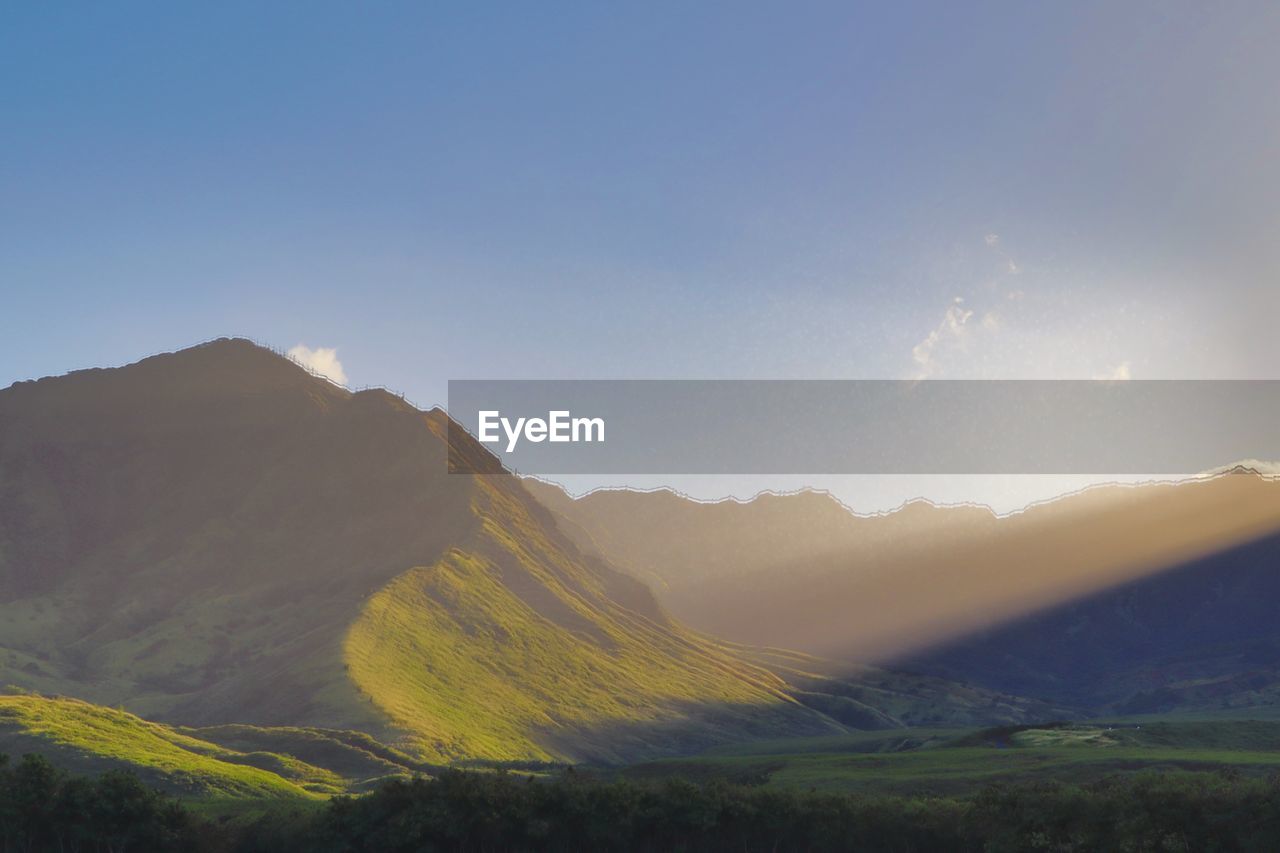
[0,694,317,798]
[344,469,842,764]
[622,719,1280,795]
[0,694,423,799]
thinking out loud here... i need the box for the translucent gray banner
[446,380,1280,475]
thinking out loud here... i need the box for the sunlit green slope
[0,694,387,798]
[344,448,842,763]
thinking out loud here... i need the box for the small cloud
[1094,361,1132,381]
[287,344,348,386]
[981,312,1001,331]
[1006,289,1025,301]
[984,233,1000,247]
[1006,259,1020,274]
[912,302,975,376]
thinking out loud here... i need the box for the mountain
[902,528,1280,713]
[528,472,1280,712]
[523,481,998,628]
[0,339,853,764]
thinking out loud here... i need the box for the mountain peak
[1,337,349,423]
[120,337,339,395]
[1221,463,1268,478]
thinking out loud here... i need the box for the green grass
[10,691,1280,811]
[342,475,839,764]
[621,719,1280,795]
[185,723,432,788]
[0,693,421,799]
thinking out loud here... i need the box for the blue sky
[3,2,1278,507]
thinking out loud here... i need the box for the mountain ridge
[530,470,1280,713]
[0,339,848,762]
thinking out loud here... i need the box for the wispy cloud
[287,344,348,386]
[908,234,1024,378]
[911,298,975,377]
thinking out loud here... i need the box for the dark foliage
[244,769,1280,852]
[0,753,218,852]
[8,754,1280,851]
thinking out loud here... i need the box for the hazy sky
[4,3,1278,509]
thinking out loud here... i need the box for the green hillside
[0,340,844,764]
[0,693,343,798]
[343,462,842,763]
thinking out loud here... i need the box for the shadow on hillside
[895,528,1280,711]
[524,695,849,766]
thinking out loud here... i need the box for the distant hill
[523,480,998,627]
[0,693,356,798]
[902,528,1280,712]
[0,339,851,763]
[529,471,1280,713]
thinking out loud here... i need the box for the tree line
[6,753,1280,851]
[0,753,205,852]
[251,769,1280,852]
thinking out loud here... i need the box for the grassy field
[11,687,1280,814]
[620,718,1280,795]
